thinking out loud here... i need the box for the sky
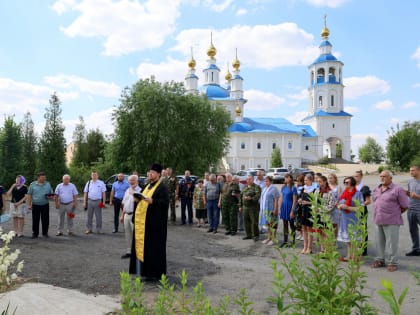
[0,0,419,157]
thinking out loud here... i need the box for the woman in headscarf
[7,175,28,237]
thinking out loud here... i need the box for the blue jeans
[207,199,220,230]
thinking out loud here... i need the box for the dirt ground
[4,173,420,314]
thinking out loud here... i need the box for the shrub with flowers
[0,228,24,292]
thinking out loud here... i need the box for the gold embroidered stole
[134,179,161,262]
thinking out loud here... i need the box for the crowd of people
[0,163,419,282]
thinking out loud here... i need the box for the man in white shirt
[54,174,78,236]
[83,171,106,234]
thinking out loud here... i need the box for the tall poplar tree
[0,116,23,186]
[21,112,38,181]
[71,116,88,167]
[38,92,67,186]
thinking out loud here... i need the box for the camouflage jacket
[221,182,241,205]
[239,184,261,208]
[163,176,178,195]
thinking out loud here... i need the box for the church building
[185,20,352,172]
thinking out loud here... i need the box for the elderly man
[406,164,420,256]
[109,173,129,233]
[254,170,265,189]
[371,170,409,271]
[27,172,54,238]
[54,174,78,236]
[83,171,106,234]
[120,174,142,259]
[239,175,261,241]
[204,174,222,233]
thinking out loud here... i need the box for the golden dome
[232,48,240,70]
[207,32,217,58]
[188,57,196,69]
[321,26,330,38]
[235,106,241,115]
[207,44,216,58]
[321,14,330,38]
[225,70,232,81]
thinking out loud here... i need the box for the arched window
[257,142,262,150]
[319,96,323,107]
[331,95,334,106]
[288,141,293,150]
[211,72,214,82]
[240,142,246,149]
[305,145,309,151]
[332,123,335,128]
[317,68,325,83]
[272,143,276,149]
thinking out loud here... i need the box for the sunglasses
[344,181,351,185]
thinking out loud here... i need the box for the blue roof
[296,125,317,137]
[312,53,338,64]
[229,117,304,134]
[233,74,243,80]
[185,73,198,79]
[203,64,220,71]
[319,40,332,48]
[201,84,230,98]
[302,110,352,121]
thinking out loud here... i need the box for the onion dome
[207,32,217,58]
[235,106,241,116]
[188,47,196,69]
[232,48,240,70]
[321,14,330,38]
[225,62,232,81]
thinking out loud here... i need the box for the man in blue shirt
[109,173,129,233]
[83,171,106,234]
[27,172,53,238]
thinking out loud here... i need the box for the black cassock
[129,181,169,279]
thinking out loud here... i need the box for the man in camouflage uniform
[239,175,261,241]
[163,167,178,223]
[220,173,241,235]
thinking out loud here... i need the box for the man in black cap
[129,163,169,280]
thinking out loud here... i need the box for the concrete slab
[0,283,120,315]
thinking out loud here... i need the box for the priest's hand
[144,197,153,204]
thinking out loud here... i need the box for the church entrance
[324,137,343,159]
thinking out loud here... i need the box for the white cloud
[286,111,309,125]
[305,0,351,8]
[344,76,390,100]
[51,0,76,15]
[374,100,393,110]
[53,0,181,56]
[344,106,359,114]
[135,58,187,83]
[390,117,400,125]
[0,78,55,116]
[245,89,286,112]
[401,101,418,109]
[236,8,248,16]
[287,89,308,101]
[44,74,121,98]
[412,83,420,88]
[203,0,234,12]
[63,107,115,142]
[171,23,318,70]
[411,47,420,68]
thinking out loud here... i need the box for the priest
[129,163,169,280]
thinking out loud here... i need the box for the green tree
[38,92,68,187]
[358,137,384,163]
[270,147,282,167]
[110,78,231,174]
[71,116,88,167]
[336,142,342,158]
[86,128,107,165]
[0,116,23,186]
[387,121,420,170]
[21,112,38,182]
